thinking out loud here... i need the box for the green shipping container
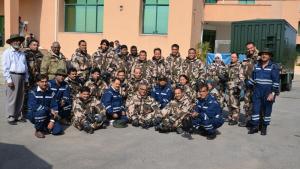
[231,19,297,91]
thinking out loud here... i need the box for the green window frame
[239,0,255,4]
[205,0,217,4]
[143,0,169,35]
[65,0,104,33]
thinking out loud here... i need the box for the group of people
[2,34,280,140]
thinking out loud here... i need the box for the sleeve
[27,91,39,113]
[245,65,256,87]
[40,53,50,75]
[70,54,80,70]
[50,92,59,112]
[150,87,156,99]
[23,54,29,82]
[2,50,12,83]
[101,91,114,115]
[271,64,280,95]
[205,99,222,118]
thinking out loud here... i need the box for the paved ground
[0,76,300,169]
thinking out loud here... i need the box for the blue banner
[206,53,246,65]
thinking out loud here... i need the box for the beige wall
[57,0,200,58]
[0,0,4,15]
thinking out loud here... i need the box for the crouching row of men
[28,74,223,140]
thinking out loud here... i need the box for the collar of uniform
[37,86,48,92]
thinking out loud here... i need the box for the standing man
[226,52,244,125]
[130,50,151,81]
[246,48,280,135]
[70,40,91,81]
[41,42,67,80]
[113,45,131,76]
[166,44,183,84]
[181,48,206,88]
[92,39,115,74]
[240,42,259,127]
[24,39,43,88]
[2,34,29,125]
[149,48,167,86]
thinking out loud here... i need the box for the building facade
[0,0,299,57]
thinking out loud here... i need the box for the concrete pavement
[0,76,300,169]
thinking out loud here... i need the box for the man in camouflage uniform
[128,45,139,64]
[41,42,67,80]
[181,48,205,88]
[226,52,245,125]
[127,67,149,99]
[70,40,91,81]
[72,86,107,134]
[156,87,193,134]
[112,45,131,76]
[91,39,115,74]
[126,83,162,128]
[130,50,151,81]
[64,67,83,100]
[24,39,43,88]
[84,68,108,100]
[166,44,183,84]
[239,42,259,127]
[116,69,129,100]
[149,48,167,86]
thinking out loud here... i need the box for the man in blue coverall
[27,74,63,138]
[191,83,224,140]
[246,48,280,135]
[151,76,173,109]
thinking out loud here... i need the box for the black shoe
[206,133,216,140]
[260,125,267,136]
[238,121,247,127]
[248,126,259,134]
[18,117,27,123]
[132,119,139,127]
[228,120,238,126]
[8,120,17,125]
[176,127,184,134]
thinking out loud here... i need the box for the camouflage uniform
[149,57,168,85]
[242,49,259,120]
[160,95,193,130]
[112,53,131,76]
[119,79,129,100]
[181,57,205,87]
[92,47,115,73]
[127,77,149,99]
[206,62,227,107]
[40,50,67,80]
[24,49,44,87]
[165,53,183,84]
[70,48,91,80]
[84,79,108,100]
[181,84,196,102]
[126,93,162,127]
[130,59,151,81]
[209,88,225,109]
[72,97,106,131]
[64,77,83,100]
[226,62,245,121]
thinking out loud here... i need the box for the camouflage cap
[55,69,67,76]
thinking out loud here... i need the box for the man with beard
[70,40,91,81]
[2,34,29,125]
[41,41,67,80]
[64,67,83,100]
[92,39,115,74]
[24,39,43,88]
[128,45,139,63]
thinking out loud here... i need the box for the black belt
[10,72,25,75]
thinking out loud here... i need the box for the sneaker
[238,121,247,127]
[7,116,17,125]
[228,120,238,126]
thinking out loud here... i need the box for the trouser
[106,111,128,122]
[192,114,224,134]
[250,95,273,127]
[27,109,63,135]
[6,74,25,120]
[130,112,162,126]
[227,89,240,121]
[243,88,253,120]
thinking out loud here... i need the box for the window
[65,0,104,33]
[239,0,255,4]
[143,0,169,34]
[205,0,217,4]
